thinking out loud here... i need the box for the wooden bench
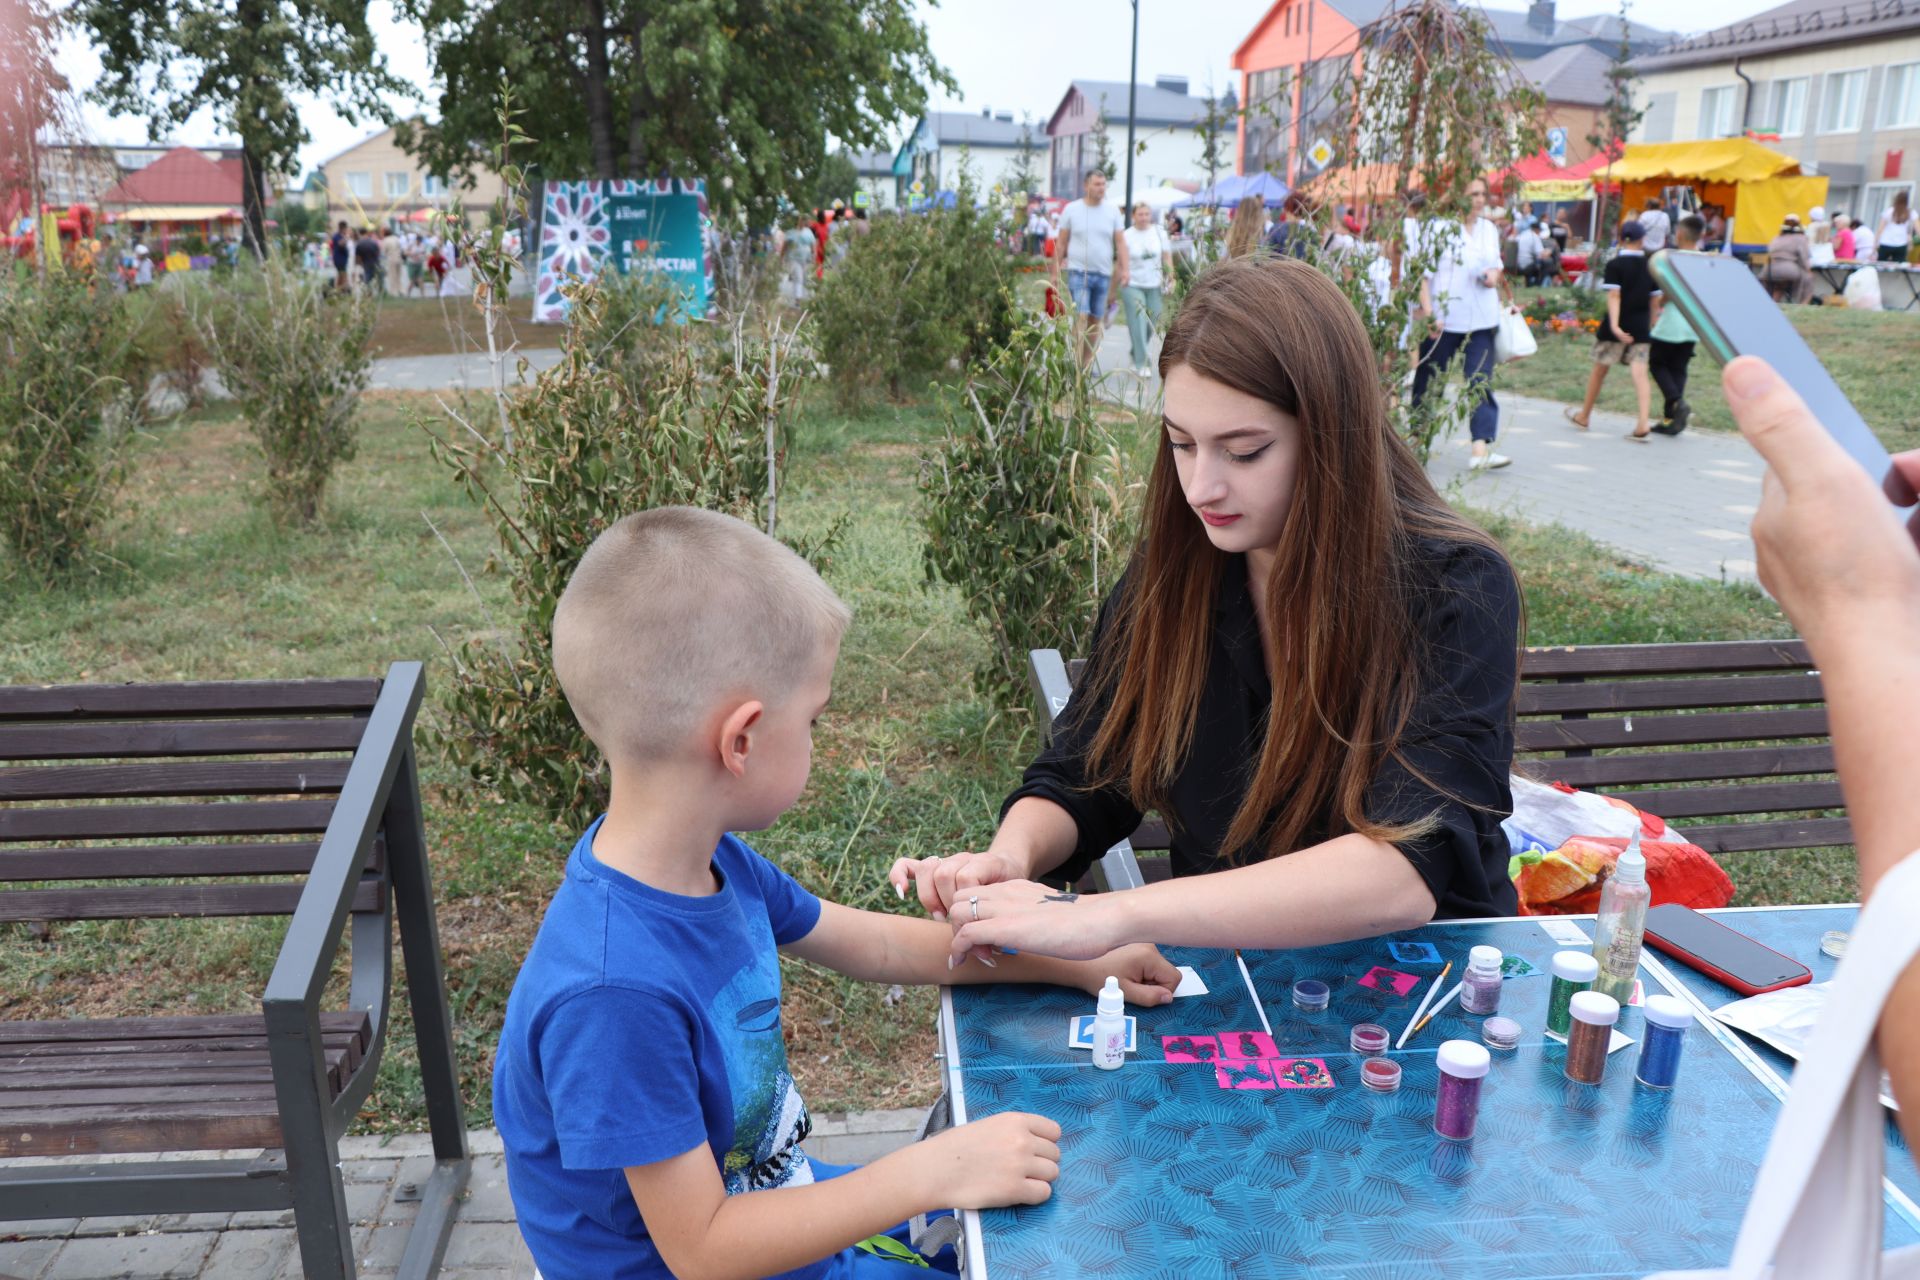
[0,663,469,1280]
[1029,639,1847,890]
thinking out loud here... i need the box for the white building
[1631,0,1920,226]
[1045,77,1236,199]
[892,110,1038,200]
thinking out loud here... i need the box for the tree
[813,147,859,212]
[1586,1,1644,272]
[1195,79,1231,190]
[0,0,69,279]
[76,0,406,258]
[1087,105,1118,182]
[1004,115,1042,201]
[399,0,952,224]
[271,199,320,240]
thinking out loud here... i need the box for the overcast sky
[56,0,1786,178]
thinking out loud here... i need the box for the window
[422,174,448,198]
[1700,85,1739,137]
[1243,66,1293,176]
[1820,69,1867,133]
[1883,63,1920,129]
[346,171,372,198]
[384,171,410,197]
[1767,77,1808,135]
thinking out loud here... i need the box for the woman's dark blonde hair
[1224,196,1267,260]
[1079,256,1518,862]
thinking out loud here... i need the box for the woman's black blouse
[1003,541,1522,919]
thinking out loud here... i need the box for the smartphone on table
[1643,902,1813,997]
[1649,249,1918,514]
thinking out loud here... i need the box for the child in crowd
[1564,219,1659,442]
[1649,214,1706,436]
[494,507,1179,1280]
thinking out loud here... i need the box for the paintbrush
[1396,960,1453,1050]
[1233,948,1273,1037]
[1405,981,1464,1043]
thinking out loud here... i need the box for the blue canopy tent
[1177,172,1289,208]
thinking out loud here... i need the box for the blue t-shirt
[494,821,834,1280]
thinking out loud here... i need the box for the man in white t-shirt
[1051,169,1128,368]
[1638,197,1671,252]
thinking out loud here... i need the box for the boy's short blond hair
[553,507,851,765]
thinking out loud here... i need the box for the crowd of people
[775,204,871,302]
[304,222,467,298]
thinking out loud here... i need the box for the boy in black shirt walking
[1564,219,1659,441]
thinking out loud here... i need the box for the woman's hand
[945,879,1130,964]
[1724,356,1920,646]
[888,851,1027,923]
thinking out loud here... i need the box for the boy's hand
[1074,943,1179,1006]
[907,1113,1061,1211]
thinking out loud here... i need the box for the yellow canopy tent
[1606,139,1827,251]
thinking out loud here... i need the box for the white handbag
[1493,304,1537,363]
[1647,848,1920,1279]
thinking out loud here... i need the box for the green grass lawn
[0,376,1823,1129]
[1499,290,1920,452]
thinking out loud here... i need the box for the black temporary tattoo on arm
[1040,892,1080,904]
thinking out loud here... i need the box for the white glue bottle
[1092,976,1127,1071]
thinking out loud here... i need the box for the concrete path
[367,349,562,393]
[1090,321,1765,584]
[0,1114,925,1280]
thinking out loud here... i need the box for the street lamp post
[1125,0,1139,210]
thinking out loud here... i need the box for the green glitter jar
[1546,950,1600,1040]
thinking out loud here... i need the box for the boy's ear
[716,700,764,779]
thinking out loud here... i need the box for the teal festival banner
[533,178,711,323]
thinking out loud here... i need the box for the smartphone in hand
[1649,249,1917,514]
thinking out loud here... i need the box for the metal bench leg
[284,1115,356,1279]
[386,746,472,1278]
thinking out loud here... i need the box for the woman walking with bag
[1411,177,1511,470]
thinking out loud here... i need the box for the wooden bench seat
[1030,639,1847,892]
[0,1012,373,1156]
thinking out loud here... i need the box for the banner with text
[533,178,711,324]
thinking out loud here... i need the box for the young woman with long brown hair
[890,256,1523,962]
[1223,196,1268,260]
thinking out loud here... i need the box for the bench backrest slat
[0,679,382,722]
[0,798,338,844]
[0,717,369,761]
[0,839,381,883]
[1518,639,1811,677]
[0,879,385,924]
[0,759,352,803]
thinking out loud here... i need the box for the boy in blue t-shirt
[495,507,1179,1280]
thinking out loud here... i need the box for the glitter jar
[1564,991,1619,1086]
[1546,951,1600,1040]
[1636,994,1693,1089]
[1481,1016,1522,1051]
[1821,931,1849,959]
[1361,1057,1402,1093]
[1350,1023,1390,1055]
[1459,945,1505,1016]
[1434,1040,1490,1140]
[1292,979,1330,1012]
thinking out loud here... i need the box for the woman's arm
[945,834,1435,962]
[1722,354,1920,1155]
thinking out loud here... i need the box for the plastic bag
[1713,983,1899,1111]
[1844,266,1884,311]
[1493,305,1537,362]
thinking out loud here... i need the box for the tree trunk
[625,8,648,176]
[240,143,269,261]
[582,0,617,180]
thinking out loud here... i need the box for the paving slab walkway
[0,1112,926,1279]
[1090,321,1765,584]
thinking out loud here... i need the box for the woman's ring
[970,895,981,921]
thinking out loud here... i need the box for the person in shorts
[1565,219,1659,442]
[1050,169,1128,368]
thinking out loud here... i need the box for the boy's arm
[1606,288,1625,341]
[784,900,1178,1003]
[629,1112,1059,1280]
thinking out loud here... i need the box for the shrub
[193,258,375,524]
[126,279,217,414]
[920,313,1140,713]
[423,279,821,824]
[809,172,1018,406]
[0,272,144,579]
